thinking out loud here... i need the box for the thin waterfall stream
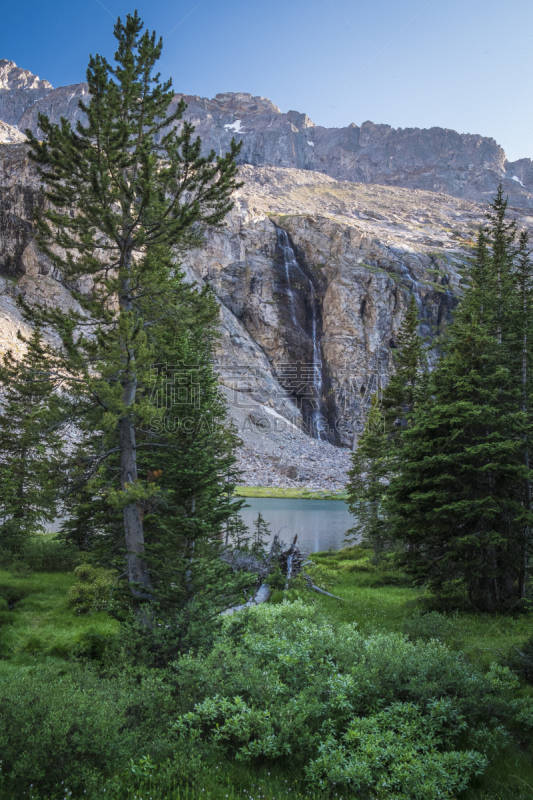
[276,227,329,439]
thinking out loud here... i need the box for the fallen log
[221,583,271,616]
[307,583,345,601]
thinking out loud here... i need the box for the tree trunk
[119,415,151,590]
[119,247,152,594]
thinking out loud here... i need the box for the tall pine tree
[24,14,241,596]
[346,293,427,559]
[386,189,533,610]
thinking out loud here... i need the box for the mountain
[2,61,533,489]
[1,59,533,209]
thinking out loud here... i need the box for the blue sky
[2,0,533,160]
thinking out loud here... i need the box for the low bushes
[67,564,116,614]
[172,600,528,799]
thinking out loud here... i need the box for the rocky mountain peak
[0,59,53,127]
[212,92,281,115]
[0,59,52,92]
[1,59,533,211]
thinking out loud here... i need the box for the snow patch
[307,141,314,147]
[512,175,525,187]
[224,119,243,133]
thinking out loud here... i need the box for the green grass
[0,569,118,662]
[1,547,533,799]
[310,546,533,664]
[234,486,347,500]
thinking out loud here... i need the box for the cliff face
[3,61,533,487]
[2,141,508,486]
[1,60,533,209]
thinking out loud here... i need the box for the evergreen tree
[381,293,428,436]
[386,193,533,611]
[0,330,65,553]
[251,512,271,557]
[60,250,247,621]
[345,293,427,559]
[24,13,241,596]
[345,394,390,559]
[225,514,251,549]
[510,231,533,596]
[137,284,246,614]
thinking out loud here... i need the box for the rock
[1,60,533,209]
[3,71,533,488]
[0,120,26,144]
[0,59,52,126]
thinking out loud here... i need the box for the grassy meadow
[1,541,532,800]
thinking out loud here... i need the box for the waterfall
[276,228,328,440]
[277,228,299,327]
[308,280,328,439]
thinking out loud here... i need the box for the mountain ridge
[2,58,533,209]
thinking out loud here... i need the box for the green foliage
[306,701,487,798]
[505,632,533,684]
[0,329,65,554]
[0,661,177,794]
[402,610,456,643]
[172,601,525,797]
[345,393,390,558]
[1,555,533,798]
[387,188,533,610]
[0,569,118,660]
[67,564,117,614]
[1,534,79,573]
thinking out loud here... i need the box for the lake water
[239,498,354,554]
[46,498,355,554]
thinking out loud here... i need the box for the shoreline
[234,486,348,501]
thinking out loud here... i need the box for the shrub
[402,610,456,643]
[505,634,533,684]
[68,564,116,614]
[0,662,180,795]
[0,535,80,572]
[172,600,527,798]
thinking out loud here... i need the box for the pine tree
[345,293,426,559]
[510,231,533,596]
[381,293,428,437]
[0,330,65,553]
[345,394,390,559]
[386,194,533,611]
[24,14,242,596]
[137,283,246,614]
[251,512,271,557]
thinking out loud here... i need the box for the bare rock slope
[3,65,533,487]
[2,59,533,209]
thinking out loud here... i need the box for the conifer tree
[345,293,426,559]
[225,514,251,549]
[510,231,533,596]
[0,330,65,553]
[345,394,389,559]
[24,14,242,595]
[386,192,533,611]
[137,284,245,614]
[381,293,428,436]
[251,512,271,557]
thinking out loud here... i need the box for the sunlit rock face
[3,63,533,486]
[2,60,533,208]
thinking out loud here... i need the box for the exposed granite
[1,60,533,208]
